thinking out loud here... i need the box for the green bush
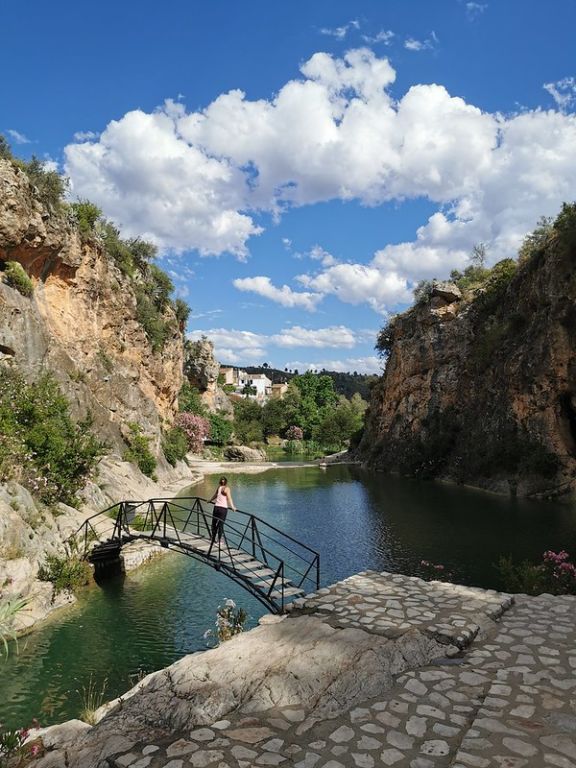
[71,200,102,239]
[15,156,67,209]
[123,422,157,478]
[162,426,188,466]
[375,318,396,358]
[0,369,105,505]
[38,552,92,596]
[208,413,233,445]
[3,261,33,297]
[179,382,208,415]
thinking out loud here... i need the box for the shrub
[177,412,210,453]
[285,425,304,441]
[375,318,396,358]
[123,423,157,478]
[413,280,434,304]
[3,261,33,297]
[134,288,172,352]
[208,413,233,446]
[497,550,576,596]
[16,156,67,209]
[38,552,92,596]
[204,598,247,645]
[174,298,191,327]
[162,426,188,466]
[0,370,105,505]
[0,134,13,160]
[179,382,208,415]
[70,200,102,239]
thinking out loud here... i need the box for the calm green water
[1,465,574,728]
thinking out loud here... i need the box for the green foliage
[261,398,288,437]
[174,298,191,327]
[38,552,92,596]
[375,318,396,358]
[179,382,208,416]
[316,395,367,450]
[14,155,67,209]
[0,369,105,505]
[233,399,264,444]
[553,201,576,252]
[497,550,576,596]
[70,200,102,239]
[449,264,490,292]
[134,287,172,352]
[123,423,157,478]
[3,261,33,297]
[208,413,233,445]
[129,514,153,532]
[413,280,433,304]
[0,134,13,160]
[0,597,28,658]
[518,215,554,263]
[162,426,188,466]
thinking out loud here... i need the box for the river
[1,465,574,728]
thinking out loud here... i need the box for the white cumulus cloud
[233,276,322,311]
[63,48,576,311]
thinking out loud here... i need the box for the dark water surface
[1,465,574,728]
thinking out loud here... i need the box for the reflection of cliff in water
[349,465,575,589]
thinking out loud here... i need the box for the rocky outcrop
[223,445,266,462]
[0,457,200,633]
[28,571,526,768]
[184,338,233,415]
[0,160,184,454]
[360,217,576,498]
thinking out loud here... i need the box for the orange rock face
[0,160,184,453]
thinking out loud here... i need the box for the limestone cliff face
[0,159,183,453]
[360,225,576,498]
[184,338,233,415]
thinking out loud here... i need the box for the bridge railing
[71,497,320,610]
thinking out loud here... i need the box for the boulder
[431,281,462,304]
[223,446,266,462]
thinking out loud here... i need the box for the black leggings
[211,506,228,542]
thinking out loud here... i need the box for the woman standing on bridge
[209,477,236,546]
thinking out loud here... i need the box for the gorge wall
[360,207,576,499]
[0,159,184,456]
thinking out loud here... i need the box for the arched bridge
[71,497,320,613]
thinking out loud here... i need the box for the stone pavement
[33,572,576,768]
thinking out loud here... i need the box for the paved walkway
[37,572,576,768]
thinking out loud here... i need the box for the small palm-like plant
[0,597,28,659]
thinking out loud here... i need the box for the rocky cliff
[360,205,576,499]
[0,158,206,630]
[0,159,184,455]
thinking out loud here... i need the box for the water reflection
[1,465,574,728]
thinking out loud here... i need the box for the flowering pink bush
[285,425,303,441]
[419,560,454,582]
[176,412,210,453]
[498,550,576,595]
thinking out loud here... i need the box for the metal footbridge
[71,497,320,613]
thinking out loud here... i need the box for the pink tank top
[215,486,228,507]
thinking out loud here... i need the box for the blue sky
[2,0,576,373]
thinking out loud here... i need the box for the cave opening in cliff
[559,392,576,454]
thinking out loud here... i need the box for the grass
[78,673,108,725]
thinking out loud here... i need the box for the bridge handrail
[72,497,320,559]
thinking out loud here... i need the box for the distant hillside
[236,366,378,400]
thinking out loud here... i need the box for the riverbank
[2,452,351,637]
[27,570,576,768]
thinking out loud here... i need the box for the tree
[208,413,233,445]
[262,398,288,437]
